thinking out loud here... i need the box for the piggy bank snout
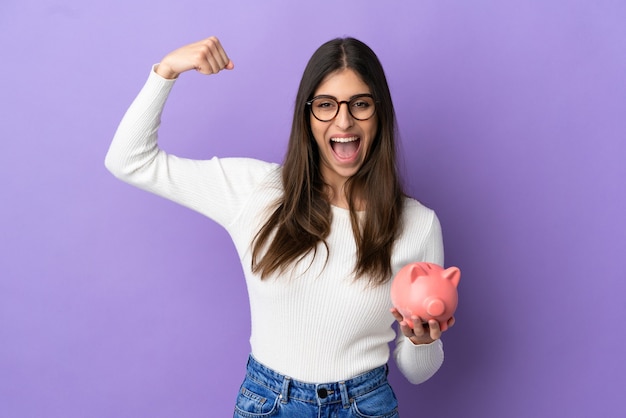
[425,297,446,317]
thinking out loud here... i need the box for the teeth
[330,136,359,143]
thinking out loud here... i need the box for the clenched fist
[156,36,234,79]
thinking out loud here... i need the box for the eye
[315,99,337,109]
[351,95,374,109]
[352,100,371,109]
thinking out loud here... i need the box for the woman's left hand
[390,307,455,345]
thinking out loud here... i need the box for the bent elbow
[104,151,125,179]
[104,148,136,183]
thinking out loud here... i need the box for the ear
[409,263,429,283]
[443,266,461,287]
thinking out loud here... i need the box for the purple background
[2,1,625,417]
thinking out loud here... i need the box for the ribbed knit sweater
[105,68,446,384]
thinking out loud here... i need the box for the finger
[389,308,404,323]
[191,38,228,75]
[411,316,426,337]
[204,50,232,73]
[428,319,442,340]
[211,36,234,70]
[203,37,232,73]
[399,321,415,338]
[198,48,223,74]
[447,316,456,329]
[207,51,227,73]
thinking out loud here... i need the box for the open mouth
[330,136,361,161]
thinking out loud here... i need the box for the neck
[326,185,365,211]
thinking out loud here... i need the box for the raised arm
[104,37,275,226]
[105,36,235,178]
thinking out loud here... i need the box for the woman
[106,36,453,418]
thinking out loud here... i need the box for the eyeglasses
[306,94,377,122]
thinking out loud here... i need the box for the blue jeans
[233,355,399,418]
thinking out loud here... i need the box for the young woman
[106,36,453,418]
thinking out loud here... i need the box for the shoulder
[402,196,437,220]
[392,197,444,268]
[400,197,442,236]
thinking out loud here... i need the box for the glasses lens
[311,97,339,121]
[349,96,375,120]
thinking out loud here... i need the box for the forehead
[314,68,371,97]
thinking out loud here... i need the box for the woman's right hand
[155,36,234,79]
[390,307,455,346]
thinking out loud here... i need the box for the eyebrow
[312,93,373,101]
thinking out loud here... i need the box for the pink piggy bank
[391,262,461,331]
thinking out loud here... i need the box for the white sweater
[105,68,445,384]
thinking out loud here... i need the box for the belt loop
[280,377,291,404]
[339,381,350,409]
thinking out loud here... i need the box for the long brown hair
[251,37,404,285]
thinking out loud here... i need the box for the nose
[334,102,354,129]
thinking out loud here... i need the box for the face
[310,68,378,193]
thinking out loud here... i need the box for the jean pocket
[351,383,399,418]
[233,378,280,418]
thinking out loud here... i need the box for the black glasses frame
[306,94,377,122]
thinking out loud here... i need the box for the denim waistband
[245,355,389,407]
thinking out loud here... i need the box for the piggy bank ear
[443,266,461,287]
[409,263,429,283]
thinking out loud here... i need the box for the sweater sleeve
[104,67,277,227]
[392,209,446,384]
[393,336,444,385]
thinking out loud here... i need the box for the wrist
[155,62,179,80]
[408,335,437,346]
